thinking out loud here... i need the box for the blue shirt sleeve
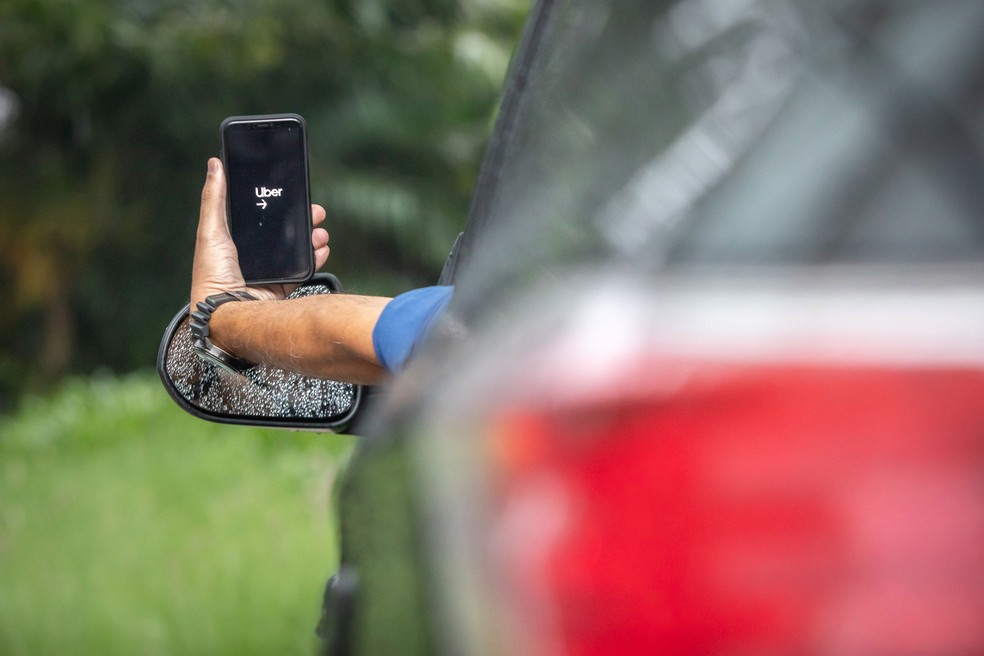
[372,286,454,373]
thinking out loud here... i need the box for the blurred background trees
[0,0,529,408]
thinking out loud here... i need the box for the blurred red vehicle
[412,276,984,656]
[335,1,984,653]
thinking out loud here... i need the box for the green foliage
[0,0,530,402]
[0,372,356,655]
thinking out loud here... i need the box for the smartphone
[220,113,314,284]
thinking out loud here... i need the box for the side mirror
[157,274,364,432]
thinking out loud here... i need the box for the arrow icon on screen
[256,199,268,209]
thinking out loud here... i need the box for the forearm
[208,294,391,385]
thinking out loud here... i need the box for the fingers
[311,210,330,270]
[198,158,229,240]
[315,245,331,271]
[313,227,330,270]
[312,227,329,250]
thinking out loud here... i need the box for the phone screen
[221,115,313,283]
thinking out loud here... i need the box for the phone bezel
[220,113,315,285]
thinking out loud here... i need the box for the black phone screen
[221,115,313,284]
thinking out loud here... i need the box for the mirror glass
[158,277,362,430]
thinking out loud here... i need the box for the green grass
[0,372,356,656]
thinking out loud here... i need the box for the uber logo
[255,186,282,209]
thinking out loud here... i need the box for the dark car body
[322,0,984,654]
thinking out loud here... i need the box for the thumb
[198,157,230,240]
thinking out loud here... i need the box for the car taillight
[485,361,984,655]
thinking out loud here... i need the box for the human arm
[207,294,389,385]
[190,157,391,385]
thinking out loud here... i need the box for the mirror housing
[157,273,364,432]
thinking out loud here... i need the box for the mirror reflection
[160,281,361,427]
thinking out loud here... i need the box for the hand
[190,157,330,309]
